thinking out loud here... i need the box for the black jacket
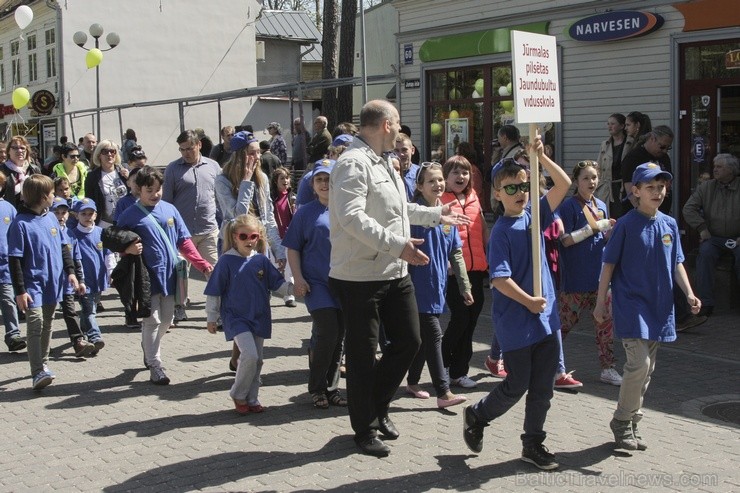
[102,226,151,318]
[84,165,129,225]
[0,162,42,207]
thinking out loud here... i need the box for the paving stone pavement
[0,277,738,492]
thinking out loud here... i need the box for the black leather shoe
[355,435,390,457]
[378,416,400,440]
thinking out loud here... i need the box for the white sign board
[510,31,561,123]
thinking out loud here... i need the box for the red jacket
[442,190,488,272]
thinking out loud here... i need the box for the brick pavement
[0,277,738,492]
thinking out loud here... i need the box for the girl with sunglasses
[557,160,621,387]
[52,143,88,199]
[205,214,293,415]
[404,162,471,408]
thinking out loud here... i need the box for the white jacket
[329,138,441,282]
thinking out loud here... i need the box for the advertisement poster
[445,118,469,159]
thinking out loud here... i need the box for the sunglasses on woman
[499,182,531,195]
[101,148,117,156]
[236,232,260,242]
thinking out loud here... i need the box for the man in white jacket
[329,99,468,457]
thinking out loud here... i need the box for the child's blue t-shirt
[602,209,682,342]
[488,196,560,352]
[68,225,110,294]
[203,251,285,340]
[116,200,190,296]
[113,193,136,223]
[60,226,82,296]
[281,199,338,312]
[557,195,609,293]
[402,163,420,202]
[408,202,462,314]
[295,172,315,207]
[7,211,69,307]
[0,200,17,284]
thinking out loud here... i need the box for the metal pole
[360,2,368,104]
[94,37,101,138]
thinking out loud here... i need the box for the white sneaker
[451,375,478,388]
[600,368,623,386]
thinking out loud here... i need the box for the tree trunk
[321,0,340,127]
[337,0,357,124]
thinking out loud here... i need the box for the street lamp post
[73,24,120,139]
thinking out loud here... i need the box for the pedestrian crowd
[0,102,737,470]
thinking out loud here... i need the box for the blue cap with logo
[229,131,259,152]
[331,134,353,147]
[631,162,672,185]
[311,159,336,178]
[73,197,97,213]
[50,196,70,211]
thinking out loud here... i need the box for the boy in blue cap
[462,136,571,470]
[594,162,701,451]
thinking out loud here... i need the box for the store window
[426,62,557,167]
[684,41,740,80]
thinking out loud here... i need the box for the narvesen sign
[567,11,664,42]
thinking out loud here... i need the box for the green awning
[419,22,550,62]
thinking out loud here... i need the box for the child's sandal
[327,391,348,407]
[312,392,329,409]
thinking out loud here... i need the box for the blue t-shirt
[488,196,560,352]
[281,199,338,312]
[295,172,315,207]
[68,225,110,294]
[203,251,285,340]
[116,200,190,296]
[60,226,82,296]
[7,211,69,307]
[409,203,462,314]
[602,209,682,342]
[113,193,136,223]
[0,200,17,284]
[402,163,420,202]
[557,195,609,293]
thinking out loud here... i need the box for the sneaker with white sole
[484,356,507,378]
[600,368,623,386]
[451,375,478,388]
[554,371,583,389]
[173,305,187,323]
[32,370,54,390]
[150,366,170,385]
[521,443,559,470]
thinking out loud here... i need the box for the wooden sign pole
[529,122,542,298]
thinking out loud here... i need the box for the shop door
[678,39,740,251]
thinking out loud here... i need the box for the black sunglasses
[499,182,531,195]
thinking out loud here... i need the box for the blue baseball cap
[311,159,336,178]
[229,131,259,152]
[73,197,97,213]
[50,197,69,211]
[331,134,353,147]
[631,162,672,185]
[490,157,528,182]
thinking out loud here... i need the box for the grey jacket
[329,138,441,282]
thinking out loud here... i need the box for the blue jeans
[0,283,20,342]
[471,333,559,447]
[79,292,103,343]
[696,237,740,307]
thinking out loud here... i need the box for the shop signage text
[404,79,420,89]
[726,49,740,69]
[567,11,664,42]
[31,90,55,115]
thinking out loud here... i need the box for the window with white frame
[10,39,20,85]
[45,28,56,78]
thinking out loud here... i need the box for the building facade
[1,0,260,164]
[393,0,740,230]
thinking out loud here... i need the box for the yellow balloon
[430,123,442,137]
[12,87,30,110]
[449,110,459,119]
[501,100,514,112]
[86,48,103,69]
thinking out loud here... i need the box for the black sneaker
[521,443,559,470]
[6,336,27,352]
[462,406,487,453]
[125,314,140,328]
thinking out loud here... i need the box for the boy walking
[594,163,700,451]
[462,138,571,470]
